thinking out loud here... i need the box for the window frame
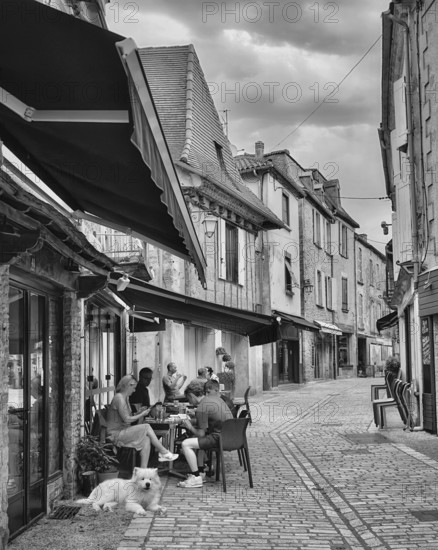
[282,192,290,226]
[341,276,348,312]
[225,222,239,283]
[316,269,324,307]
[284,252,294,295]
[357,247,363,283]
[313,210,322,248]
[325,275,333,310]
[339,223,348,258]
[325,220,332,255]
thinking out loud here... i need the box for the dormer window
[214,142,226,172]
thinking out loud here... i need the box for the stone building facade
[379,0,438,432]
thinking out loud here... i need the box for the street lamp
[381,221,392,235]
[303,279,314,293]
[202,215,217,238]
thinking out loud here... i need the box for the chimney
[255,141,264,160]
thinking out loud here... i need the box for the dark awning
[376,311,398,333]
[0,0,206,285]
[273,311,319,332]
[314,320,342,335]
[107,273,272,342]
[129,313,166,333]
[243,310,319,347]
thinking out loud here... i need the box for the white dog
[77,467,165,516]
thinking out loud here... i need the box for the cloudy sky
[107,0,392,252]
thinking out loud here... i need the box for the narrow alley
[119,378,438,550]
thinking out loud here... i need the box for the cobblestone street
[118,378,438,550]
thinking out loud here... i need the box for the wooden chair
[91,409,138,476]
[372,371,397,428]
[233,386,252,425]
[209,418,253,492]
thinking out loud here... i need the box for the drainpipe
[389,11,423,430]
[388,13,419,283]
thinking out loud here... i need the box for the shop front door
[7,288,46,538]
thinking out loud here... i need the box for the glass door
[7,288,46,537]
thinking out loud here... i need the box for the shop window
[48,297,62,475]
[338,334,349,366]
[84,304,121,431]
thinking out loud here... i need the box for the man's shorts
[198,433,220,450]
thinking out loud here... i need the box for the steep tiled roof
[138,46,284,228]
[235,153,304,198]
[234,154,273,171]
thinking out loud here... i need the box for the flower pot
[97,469,119,483]
[81,470,97,496]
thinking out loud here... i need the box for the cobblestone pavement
[118,378,438,550]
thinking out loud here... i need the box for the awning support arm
[0,86,129,123]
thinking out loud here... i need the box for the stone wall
[0,265,10,548]
[62,291,82,498]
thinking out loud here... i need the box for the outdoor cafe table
[143,417,186,480]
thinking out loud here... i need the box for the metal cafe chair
[209,418,253,493]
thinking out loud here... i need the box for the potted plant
[76,434,119,489]
[217,361,236,398]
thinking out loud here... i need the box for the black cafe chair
[209,418,253,492]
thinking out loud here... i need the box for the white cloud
[106,0,391,251]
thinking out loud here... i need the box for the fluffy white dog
[77,467,165,516]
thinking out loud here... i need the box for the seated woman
[106,375,178,468]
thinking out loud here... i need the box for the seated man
[177,379,233,489]
[187,367,208,389]
[129,367,153,410]
[162,362,187,402]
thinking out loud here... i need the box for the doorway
[421,316,436,433]
[358,337,367,375]
[279,340,300,383]
[7,283,63,538]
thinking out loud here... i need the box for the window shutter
[331,278,337,311]
[314,267,319,305]
[393,76,408,150]
[321,272,326,308]
[219,218,226,280]
[238,228,246,286]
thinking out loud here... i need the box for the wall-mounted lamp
[381,221,392,235]
[202,216,217,238]
[116,273,130,291]
[276,316,282,325]
[303,279,314,294]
